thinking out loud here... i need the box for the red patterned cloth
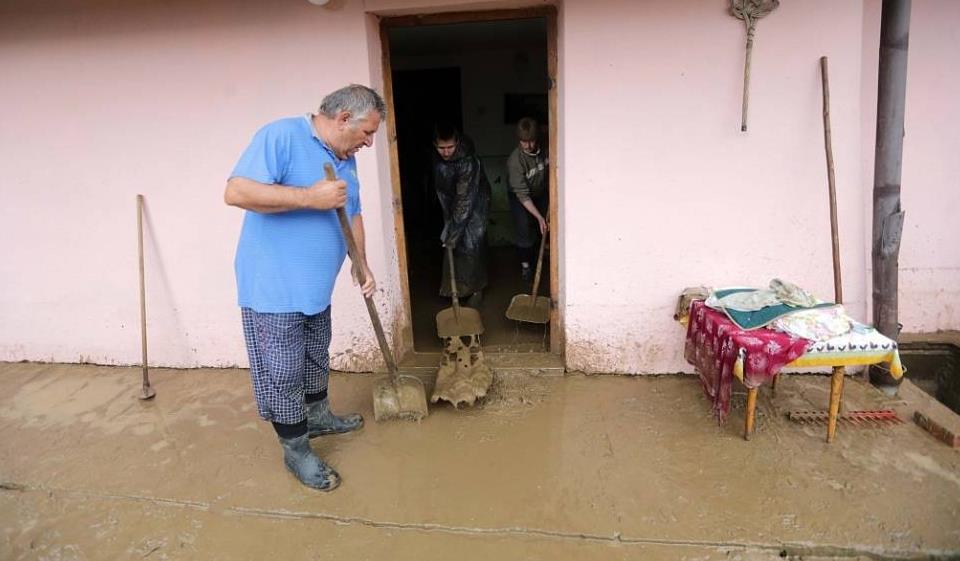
[684,300,811,423]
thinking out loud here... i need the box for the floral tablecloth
[683,300,903,423]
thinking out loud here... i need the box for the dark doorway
[387,16,553,354]
[392,67,463,247]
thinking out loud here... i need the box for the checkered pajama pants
[241,307,332,425]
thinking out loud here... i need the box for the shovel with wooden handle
[505,225,551,324]
[435,245,484,337]
[323,164,427,422]
[431,244,491,407]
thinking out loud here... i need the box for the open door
[380,8,561,369]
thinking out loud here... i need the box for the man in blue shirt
[225,84,384,491]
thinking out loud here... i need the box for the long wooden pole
[137,194,155,400]
[820,56,843,305]
[821,58,849,442]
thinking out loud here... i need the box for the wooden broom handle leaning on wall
[137,195,149,387]
[820,56,843,304]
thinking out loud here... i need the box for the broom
[730,0,780,132]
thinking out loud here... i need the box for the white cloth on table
[769,305,852,341]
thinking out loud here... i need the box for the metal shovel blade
[372,374,429,422]
[436,306,484,338]
[505,294,551,324]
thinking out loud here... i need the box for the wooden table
[684,300,903,442]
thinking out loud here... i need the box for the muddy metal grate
[787,409,903,427]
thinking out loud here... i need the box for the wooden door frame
[378,5,562,358]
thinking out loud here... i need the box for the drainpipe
[870,0,911,390]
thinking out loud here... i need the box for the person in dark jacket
[430,123,490,307]
[506,117,548,281]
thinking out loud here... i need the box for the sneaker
[466,290,483,308]
[520,263,532,281]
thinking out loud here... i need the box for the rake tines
[787,409,902,427]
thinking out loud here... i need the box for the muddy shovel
[435,245,484,338]
[506,228,550,324]
[431,245,491,407]
[324,164,428,422]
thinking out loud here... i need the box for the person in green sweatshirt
[506,117,549,281]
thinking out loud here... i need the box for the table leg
[771,373,779,396]
[827,366,845,443]
[744,386,758,441]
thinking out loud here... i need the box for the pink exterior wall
[860,0,960,334]
[1,0,957,372]
[0,0,396,368]
[562,0,871,372]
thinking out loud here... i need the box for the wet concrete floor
[1,362,959,560]
[409,244,551,353]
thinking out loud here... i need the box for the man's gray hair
[319,84,387,122]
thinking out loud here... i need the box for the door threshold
[399,351,564,376]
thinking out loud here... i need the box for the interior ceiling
[388,18,546,56]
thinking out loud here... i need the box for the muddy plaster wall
[0,0,401,369]
[561,0,872,374]
[1,0,956,373]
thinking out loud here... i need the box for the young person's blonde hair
[516,117,539,142]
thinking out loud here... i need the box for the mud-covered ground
[1,362,958,560]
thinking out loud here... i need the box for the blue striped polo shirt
[230,115,361,315]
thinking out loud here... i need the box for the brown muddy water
[1,363,959,560]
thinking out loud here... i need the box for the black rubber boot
[306,398,364,438]
[278,434,341,491]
